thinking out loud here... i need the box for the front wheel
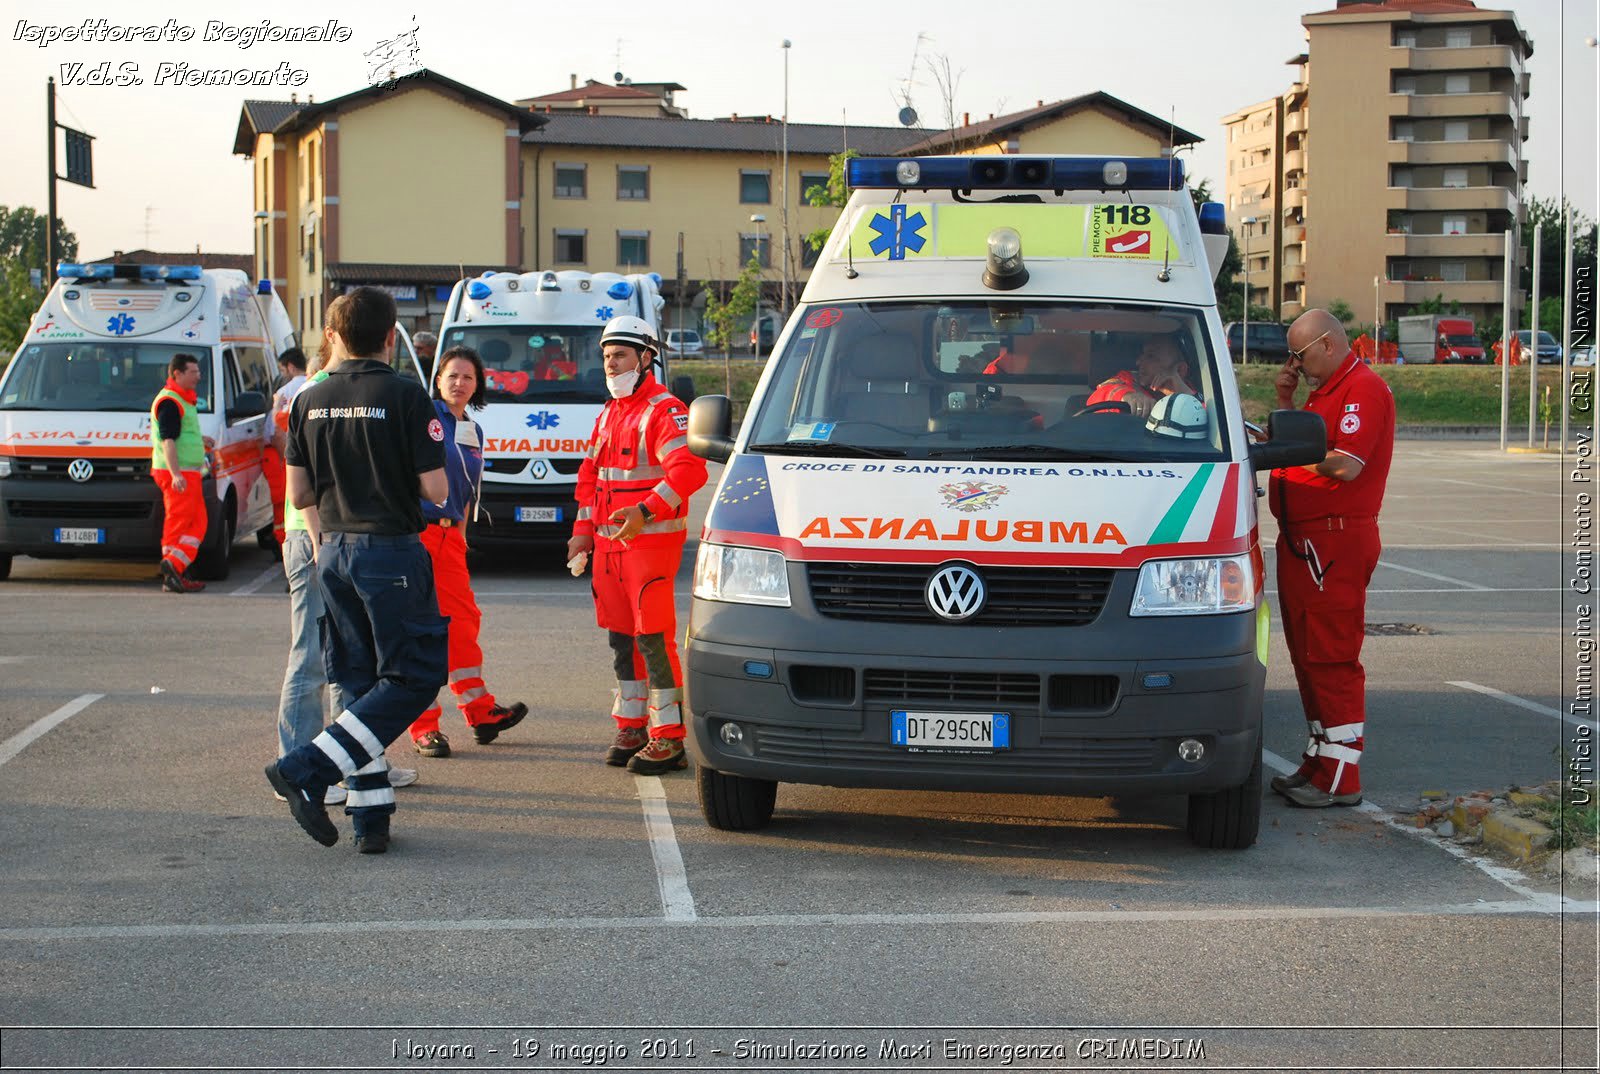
[0,553,11,581]
[1186,735,1262,849]
[697,765,777,831]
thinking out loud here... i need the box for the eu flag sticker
[710,454,779,537]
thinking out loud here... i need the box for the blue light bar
[56,262,113,280]
[647,272,663,287]
[136,264,203,282]
[847,155,1186,191]
[1198,202,1227,235]
[466,280,492,301]
[257,278,274,294]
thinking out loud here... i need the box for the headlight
[1130,554,1254,616]
[0,457,11,479]
[693,543,791,606]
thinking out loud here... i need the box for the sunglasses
[1287,330,1332,363]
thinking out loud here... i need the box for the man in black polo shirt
[266,287,449,855]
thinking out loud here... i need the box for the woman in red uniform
[408,346,527,757]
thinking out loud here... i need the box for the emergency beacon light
[847,156,1186,192]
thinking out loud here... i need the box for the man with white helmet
[567,316,708,774]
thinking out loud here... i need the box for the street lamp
[781,39,791,318]
[1240,216,1258,365]
[750,213,766,359]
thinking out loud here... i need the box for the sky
[0,0,1594,262]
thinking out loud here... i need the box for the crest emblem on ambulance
[939,480,1008,513]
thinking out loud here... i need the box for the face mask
[605,368,640,399]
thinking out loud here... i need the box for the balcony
[1285,110,1307,135]
[1384,185,1518,214]
[1280,299,1305,322]
[1283,186,1306,211]
[1395,44,1520,73]
[1379,278,1508,307]
[1387,139,1518,168]
[1392,92,1516,120]
[1384,232,1508,258]
[1282,263,1306,283]
[1283,223,1306,245]
[1284,148,1306,174]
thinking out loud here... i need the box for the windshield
[1518,331,1559,346]
[1446,334,1481,347]
[0,341,213,412]
[745,301,1230,462]
[440,324,607,403]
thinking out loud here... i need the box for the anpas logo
[939,480,1008,513]
[525,411,561,430]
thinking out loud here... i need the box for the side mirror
[1248,409,1326,471]
[687,394,734,463]
[227,390,268,422]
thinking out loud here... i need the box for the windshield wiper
[923,444,1105,460]
[749,441,906,459]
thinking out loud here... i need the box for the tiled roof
[897,92,1203,155]
[525,83,661,102]
[326,263,512,285]
[521,112,925,155]
[89,249,254,274]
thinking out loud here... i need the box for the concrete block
[1482,813,1553,862]
[1508,791,1548,808]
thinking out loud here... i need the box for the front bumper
[0,477,167,559]
[472,486,580,546]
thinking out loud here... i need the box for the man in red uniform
[1085,335,1196,418]
[1268,308,1395,808]
[568,316,708,775]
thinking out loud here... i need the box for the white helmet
[600,315,659,358]
[1145,393,1209,440]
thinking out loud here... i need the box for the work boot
[472,702,528,744]
[1270,771,1311,795]
[160,561,205,593]
[1281,781,1363,808]
[263,762,338,847]
[354,831,390,855]
[605,725,649,766]
[626,735,688,775]
[413,731,450,758]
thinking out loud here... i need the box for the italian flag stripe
[1148,463,1215,545]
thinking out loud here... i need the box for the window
[554,229,586,264]
[1396,30,1417,47]
[800,241,820,269]
[1394,121,1415,142]
[617,165,649,201]
[739,233,771,268]
[740,169,771,204]
[1441,261,1467,282]
[1442,215,1468,235]
[1392,169,1413,188]
[1444,121,1470,141]
[1445,28,1472,48]
[1395,76,1417,95]
[1444,73,1471,94]
[1442,167,1469,188]
[554,163,587,199]
[798,172,829,203]
[617,230,649,267]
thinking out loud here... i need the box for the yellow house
[235,73,1205,341]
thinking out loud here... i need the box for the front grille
[756,725,1159,775]
[789,665,855,703]
[864,668,1040,707]
[7,499,153,520]
[484,457,528,475]
[550,458,583,476]
[5,457,151,481]
[809,562,1112,626]
[1048,674,1120,710]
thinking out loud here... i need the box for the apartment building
[1222,0,1532,326]
[234,70,1202,341]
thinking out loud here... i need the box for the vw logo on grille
[67,459,95,483]
[925,563,986,621]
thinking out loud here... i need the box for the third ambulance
[683,155,1325,848]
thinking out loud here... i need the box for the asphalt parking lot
[0,440,1594,1072]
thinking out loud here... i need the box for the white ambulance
[683,155,1325,848]
[433,270,692,546]
[0,263,297,581]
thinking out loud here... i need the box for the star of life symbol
[106,313,136,336]
[939,480,1009,513]
[867,204,928,260]
[525,410,560,430]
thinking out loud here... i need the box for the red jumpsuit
[1268,352,1395,795]
[1085,369,1156,407]
[574,373,707,740]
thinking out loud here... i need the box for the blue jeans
[278,532,448,836]
[276,530,348,758]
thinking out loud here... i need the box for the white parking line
[636,774,697,921]
[1446,680,1596,732]
[1375,560,1491,590]
[1434,477,1563,498]
[0,694,104,768]
[228,563,282,597]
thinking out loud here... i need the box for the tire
[1186,734,1263,849]
[697,764,777,831]
[0,553,11,581]
[190,502,234,582]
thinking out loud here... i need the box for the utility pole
[781,39,792,318]
[45,78,56,282]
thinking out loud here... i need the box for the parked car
[1223,321,1291,363]
[663,328,704,357]
[1516,329,1564,365]
[747,318,777,354]
[1572,343,1595,368]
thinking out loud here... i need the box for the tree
[1519,195,1598,334]
[1326,299,1355,326]
[0,205,78,271]
[0,259,45,358]
[703,256,764,393]
[802,149,858,256]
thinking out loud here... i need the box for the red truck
[1397,314,1485,364]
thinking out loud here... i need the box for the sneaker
[388,766,419,789]
[263,761,339,846]
[1281,782,1363,809]
[1270,771,1311,796]
[626,735,688,775]
[274,784,348,806]
[472,702,528,744]
[605,725,650,766]
[413,731,451,758]
[354,831,390,855]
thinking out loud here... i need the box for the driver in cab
[1085,335,1197,418]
